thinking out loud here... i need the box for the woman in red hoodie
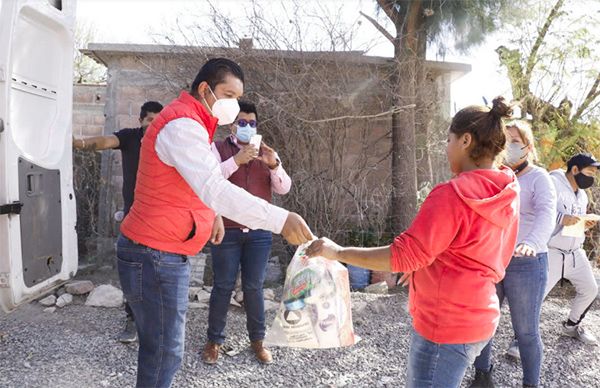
[306,97,519,388]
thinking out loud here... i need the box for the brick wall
[72,84,106,138]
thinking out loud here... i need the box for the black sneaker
[118,318,138,344]
[469,366,495,388]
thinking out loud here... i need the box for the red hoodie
[390,167,519,344]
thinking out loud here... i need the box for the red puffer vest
[120,91,218,255]
[214,136,272,229]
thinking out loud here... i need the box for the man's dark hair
[567,152,599,173]
[190,58,244,96]
[140,101,163,119]
[238,100,258,122]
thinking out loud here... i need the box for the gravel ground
[0,266,599,388]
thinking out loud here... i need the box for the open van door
[0,0,78,312]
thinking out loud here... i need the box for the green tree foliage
[496,0,600,259]
[496,0,600,169]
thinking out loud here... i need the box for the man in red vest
[204,100,291,365]
[116,58,313,387]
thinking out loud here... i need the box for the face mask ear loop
[209,86,218,101]
[201,86,217,115]
[521,144,529,161]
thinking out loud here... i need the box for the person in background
[73,100,163,344]
[542,153,599,344]
[203,100,292,365]
[307,97,519,388]
[470,120,556,388]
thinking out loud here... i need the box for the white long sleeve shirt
[155,117,289,233]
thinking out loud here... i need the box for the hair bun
[489,96,513,119]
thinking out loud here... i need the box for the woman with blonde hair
[470,120,557,388]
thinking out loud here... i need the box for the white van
[0,0,78,312]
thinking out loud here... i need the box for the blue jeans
[407,329,489,388]
[208,229,272,344]
[116,235,190,388]
[474,253,548,386]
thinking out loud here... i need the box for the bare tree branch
[572,73,600,122]
[359,11,394,44]
[524,0,565,86]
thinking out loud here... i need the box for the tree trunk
[390,1,423,233]
[391,65,417,232]
[414,26,432,189]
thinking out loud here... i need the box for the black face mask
[574,171,595,189]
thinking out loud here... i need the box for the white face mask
[206,87,240,125]
[504,142,528,166]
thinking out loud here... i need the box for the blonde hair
[506,120,538,163]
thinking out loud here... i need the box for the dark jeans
[207,229,272,344]
[122,211,134,321]
[474,253,548,387]
[116,234,190,388]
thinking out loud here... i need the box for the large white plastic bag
[264,243,360,349]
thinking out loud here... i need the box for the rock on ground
[263,288,276,301]
[234,291,244,304]
[85,285,123,308]
[65,280,94,295]
[264,300,280,311]
[364,281,388,295]
[38,295,56,307]
[56,294,73,308]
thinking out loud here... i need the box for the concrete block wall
[72,84,107,138]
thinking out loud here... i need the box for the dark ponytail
[449,96,513,163]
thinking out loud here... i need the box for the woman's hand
[210,215,225,245]
[305,237,342,261]
[397,272,412,287]
[514,243,536,257]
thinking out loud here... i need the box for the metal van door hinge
[0,201,23,215]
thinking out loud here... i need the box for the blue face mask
[235,124,257,143]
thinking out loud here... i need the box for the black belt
[556,248,577,287]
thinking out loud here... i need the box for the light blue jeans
[407,329,489,388]
[474,253,548,387]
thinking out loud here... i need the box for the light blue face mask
[235,124,257,143]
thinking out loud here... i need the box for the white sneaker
[562,322,598,345]
[506,342,520,359]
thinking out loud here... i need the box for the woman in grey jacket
[470,121,557,388]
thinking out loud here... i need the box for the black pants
[124,301,134,320]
